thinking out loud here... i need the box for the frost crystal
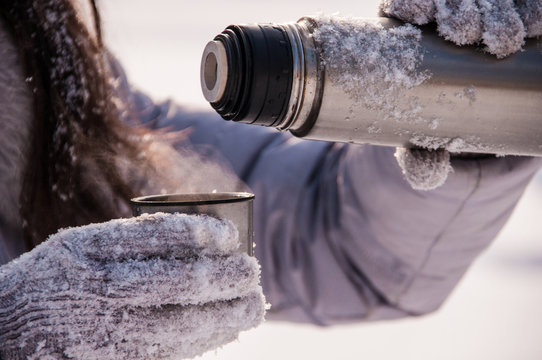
[477,0,526,58]
[408,134,498,154]
[380,0,436,25]
[313,15,430,123]
[41,3,90,121]
[515,0,542,37]
[0,213,266,359]
[434,0,483,45]
[380,0,536,57]
[395,147,452,191]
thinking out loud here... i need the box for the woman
[1,0,540,358]
[0,0,246,255]
[0,1,259,358]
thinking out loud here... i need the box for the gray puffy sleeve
[134,92,542,325]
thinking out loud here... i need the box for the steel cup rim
[130,192,255,207]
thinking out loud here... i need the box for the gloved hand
[380,0,542,58]
[379,0,541,188]
[0,213,265,359]
[394,147,452,190]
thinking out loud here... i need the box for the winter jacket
[1,46,540,325]
[130,91,542,325]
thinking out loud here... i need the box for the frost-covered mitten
[395,147,453,190]
[380,0,437,25]
[379,0,542,57]
[0,213,265,360]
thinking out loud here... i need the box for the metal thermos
[200,16,542,156]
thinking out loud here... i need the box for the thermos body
[201,16,542,156]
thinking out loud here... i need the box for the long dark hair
[0,0,159,249]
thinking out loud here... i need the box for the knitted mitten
[0,213,265,359]
[394,147,452,190]
[380,0,542,58]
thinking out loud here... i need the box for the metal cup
[130,192,254,255]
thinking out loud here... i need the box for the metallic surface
[275,21,323,134]
[200,41,229,103]
[131,192,254,256]
[203,17,542,156]
[276,22,305,131]
[287,17,542,156]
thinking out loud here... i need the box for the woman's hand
[0,213,265,359]
[380,0,542,58]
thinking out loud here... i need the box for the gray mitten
[380,0,540,188]
[394,147,452,190]
[0,213,265,359]
[380,0,542,57]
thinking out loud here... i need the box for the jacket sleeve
[133,91,542,325]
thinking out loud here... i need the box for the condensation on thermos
[201,15,542,157]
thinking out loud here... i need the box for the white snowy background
[100,1,542,359]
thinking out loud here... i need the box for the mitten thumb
[394,147,453,190]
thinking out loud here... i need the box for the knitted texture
[0,213,265,359]
[395,147,453,190]
[380,0,540,58]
